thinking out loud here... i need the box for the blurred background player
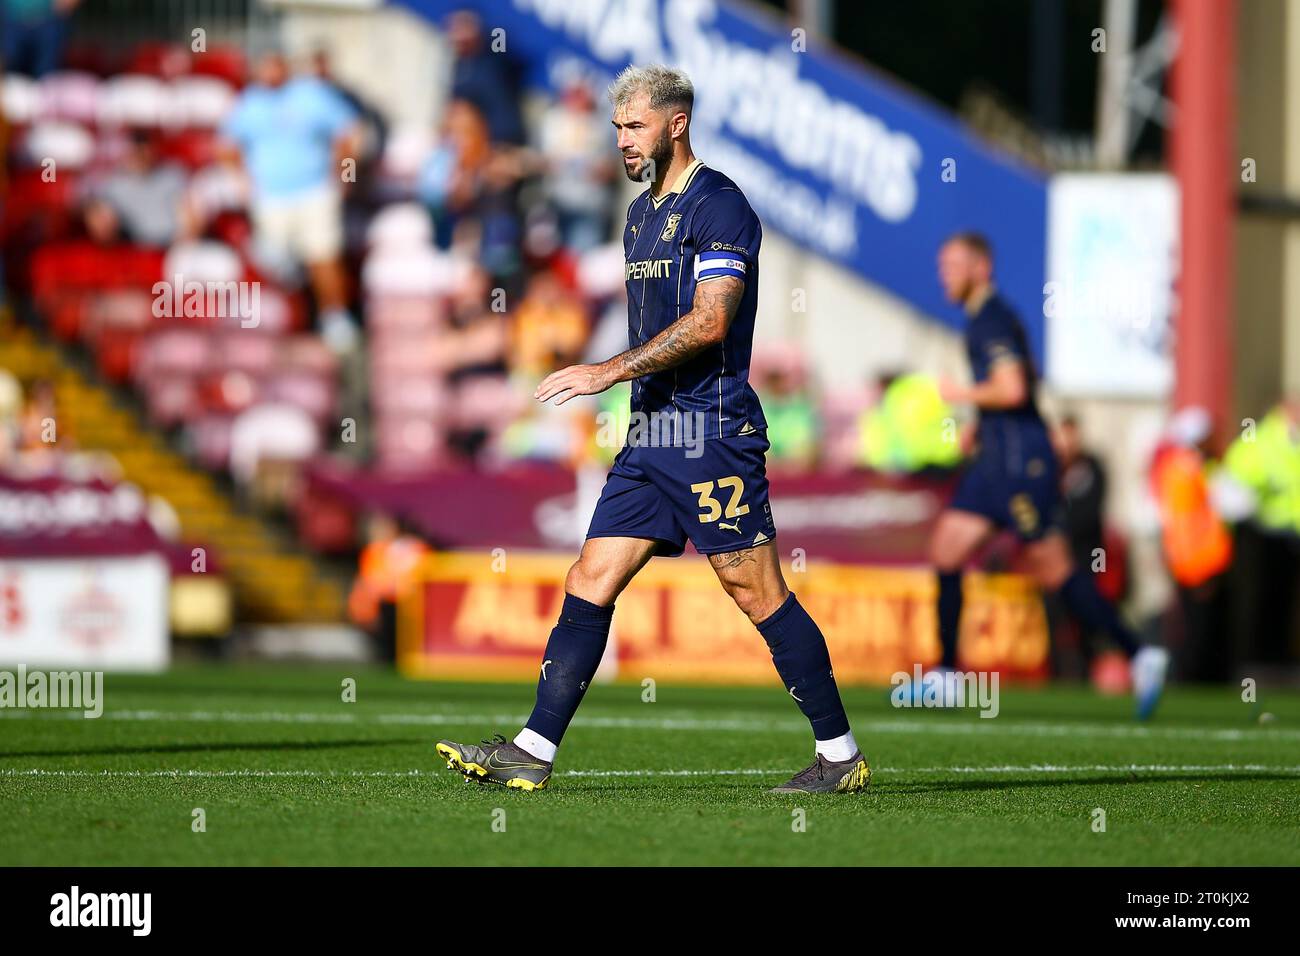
[435,64,869,795]
[926,231,1169,718]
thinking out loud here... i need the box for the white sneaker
[1131,646,1170,721]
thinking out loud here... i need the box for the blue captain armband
[694,251,747,282]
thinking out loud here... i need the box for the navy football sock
[937,571,963,669]
[523,593,614,747]
[756,593,850,740]
[1057,568,1140,659]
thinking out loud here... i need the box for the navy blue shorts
[949,455,1062,542]
[586,432,777,557]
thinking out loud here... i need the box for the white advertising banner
[1045,174,1178,397]
[0,555,170,671]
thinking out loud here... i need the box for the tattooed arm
[604,276,743,383]
[534,276,744,406]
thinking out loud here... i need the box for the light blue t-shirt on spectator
[221,77,357,202]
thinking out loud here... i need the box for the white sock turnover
[513,729,558,763]
[815,731,859,763]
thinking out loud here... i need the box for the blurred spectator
[1056,414,1107,576]
[446,9,525,147]
[510,270,588,379]
[446,265,508,381]
[1221,398,1300,666]
[1222,399,1300,533]
[536,80,616,252]
[444,265,508,460]
[0,368,22,467]
[420,99,491,247]
[1148,407,1232,680]
[859,373,962,473]
[84,129,187,248]
[348,512,429,661]
[1047,413,1117,677]
[1,0,79,78]
[219,49,362,352]
[419,99,527,278]
[760,364,818,471]
[16,377,68,473]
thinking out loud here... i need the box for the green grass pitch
[2,666,1298,866]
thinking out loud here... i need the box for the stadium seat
[160,128,219,169]
[162,239,244,288]
[366,202,434,249]
[375,417,446,470]
[189,413,235,470]
[279,336,339,376]
[378,123,434,181]
[215,329,276,375]
[3,73,43,126]
[168,75,236,128]
[574,242,624,300]
[188,46,246,88]
[94,326,145,383]
[366,295,446,331]
[362,245,467,297]
[261,373,336,423]
[228,403,320,486]
[372,376,449,417]
[122,42,191,80]
[39,71,101,125]
[135,326,209,380]
[96,74,174,128]
[144,375,201,427]
[452,375,523,430]
[22,120,97,170]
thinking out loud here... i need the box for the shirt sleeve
[972,312,1027,375]
[690,188,761,284]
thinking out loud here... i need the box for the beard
[624,128,675,184]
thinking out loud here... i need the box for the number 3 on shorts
[690,476,750,523]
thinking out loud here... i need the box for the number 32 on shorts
[690,476,750,523]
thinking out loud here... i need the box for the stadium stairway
[0,315,348,625]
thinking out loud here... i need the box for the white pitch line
[2,764,1299,780]
[0,707,1294,743]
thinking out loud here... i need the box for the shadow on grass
[883,770,1300,794]
[0,737,419,760]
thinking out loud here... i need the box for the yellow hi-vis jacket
[1223,408,1300,533]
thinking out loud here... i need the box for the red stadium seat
[122,43,191,80]
[189,46,246,88]
[261,373,336,423]
[39,71,101,125]
[95,327,143,383]
[160,128,218,169]
[145,376,201,428]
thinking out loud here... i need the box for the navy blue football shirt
[622,160,767,444]
[965,291,1052,468]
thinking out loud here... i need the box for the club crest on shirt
[660,213,682,242]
